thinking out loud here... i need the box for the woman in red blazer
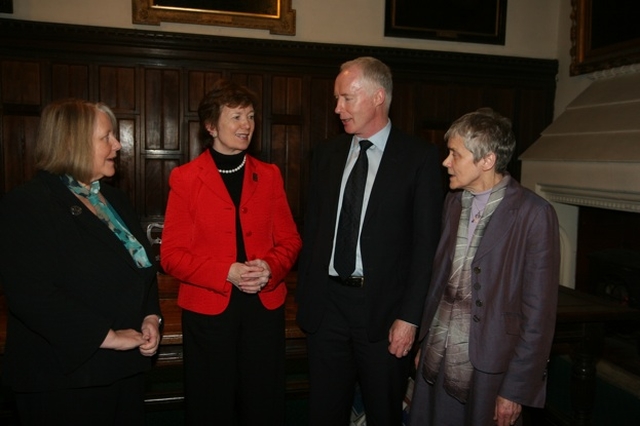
[161,79,301,426]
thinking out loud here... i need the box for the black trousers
[182,286,285,426]
[14,373,145,426]
[306,279,410,426]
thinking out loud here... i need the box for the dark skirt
[409,357,524,426]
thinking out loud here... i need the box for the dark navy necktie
[334,139,373,279]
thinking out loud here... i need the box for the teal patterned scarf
[62,175,152,269]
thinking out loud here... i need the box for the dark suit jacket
[0,171,161,392]
[296,127,443,342]
[418,177,560,408]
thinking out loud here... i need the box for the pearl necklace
[218,155,246,174]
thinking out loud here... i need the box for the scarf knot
[62,175,152,269]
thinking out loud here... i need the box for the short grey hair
[341,56,393,109]
[444,108,516,174]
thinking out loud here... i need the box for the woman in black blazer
[0,99,162,425]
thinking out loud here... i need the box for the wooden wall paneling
[186,70,224,161]
[272,122,303,223]
[144,68,182,151]
[417,83,452,125]
[187,70,223,115]
[51,63,90,101]
[511,87,554,181]
[450,85,485,120]
[308,77,341,146]
[108,116,138,206]
[270,75,303,213]
[1,115,39,195]
[388,80,414,137]
[1,60,42,196]
[302,75,343,230]
[1,60,41,105]
[96,65,140,205]
[98,65,137,113]
[514,87,554,155]
[415,83,453,154]
[187,119,203,161]
[480,86,516,119]
[0,18,558,230]
[409,82,453,196]
[141,67,183,223]
[143,157,180,220]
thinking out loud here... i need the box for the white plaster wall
[4,0,558,58]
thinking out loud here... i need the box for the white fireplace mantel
[521,69,640,289]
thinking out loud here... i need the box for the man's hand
[388,319,416,358]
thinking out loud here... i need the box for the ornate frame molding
[570,0,640,76]
[132,0,296,35]
[539,184,640,213]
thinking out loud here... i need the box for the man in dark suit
[296,56,443,425]
[409,109,560,426]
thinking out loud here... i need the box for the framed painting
[384,0,507,45]
[0,0,13,14]
[132,0,296,35]
[571,0,640,75]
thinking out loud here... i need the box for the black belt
[329,275,365,288]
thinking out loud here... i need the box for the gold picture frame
[570,0,640,75]
[132,0,296,36]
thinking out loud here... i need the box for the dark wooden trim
[0,18,557,223]
[0,18,556,85]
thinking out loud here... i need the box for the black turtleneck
[210,148,247,263]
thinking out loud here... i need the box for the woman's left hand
[139,315,161,356]
[494,396,522,426]
[238,259,272,294]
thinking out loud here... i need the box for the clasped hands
[228,259,272,294]
[100,314,161,357]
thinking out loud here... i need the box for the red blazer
[161,152,301,315]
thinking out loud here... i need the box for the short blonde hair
[35,99,117,183]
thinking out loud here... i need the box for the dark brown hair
[198,79,257,148]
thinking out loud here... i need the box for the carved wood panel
[51,64,90,101]
[1,61,40,105]
[1,115,39,194]
[0,19,558,232]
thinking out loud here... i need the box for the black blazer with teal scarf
[0,170,161,392]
